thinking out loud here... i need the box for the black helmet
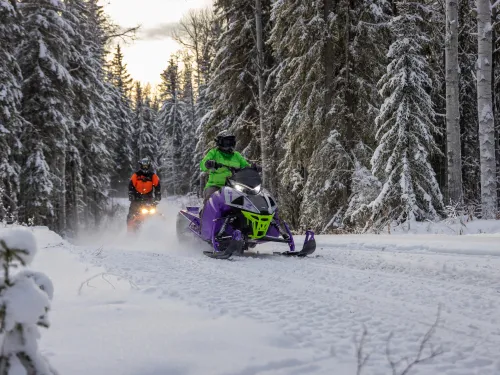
[138,157,152,172]
[215,131,236,153]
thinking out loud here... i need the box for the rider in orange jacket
[127,157,161,225]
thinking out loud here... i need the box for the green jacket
[200,148,250,188]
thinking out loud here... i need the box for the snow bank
[389,217,500,235]
[318,233,500,256]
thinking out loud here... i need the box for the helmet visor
[219,136,236,149]
[140,158,151,169]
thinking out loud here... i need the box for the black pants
[127,201,142,221]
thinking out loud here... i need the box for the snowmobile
[176,163,316,259]
[127,200,161,232]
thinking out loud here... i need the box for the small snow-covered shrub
[0,229,58,374]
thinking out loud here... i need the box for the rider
[127,157,161,226]
[200,131,257,205]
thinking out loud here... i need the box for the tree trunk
[445,0,463,205]
[255,0,268,187]
[57,150,66,233]
[477,0,497,218]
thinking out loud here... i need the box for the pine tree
[200,0,270,162]
[108,45,136,195]
[108,45,134,196]
[64,0,115,231]
[268,0,390,231]
[368,0,444,227]
[268,0,329,228]
[0,0,22,221]
[137,84,158,163]
[158,57,184,194]
[179,57,197,194]
[110,44,133,99]
[18,0,74,228]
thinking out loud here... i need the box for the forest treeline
[1,0,499,235]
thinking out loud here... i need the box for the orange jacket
[129,170,161,200]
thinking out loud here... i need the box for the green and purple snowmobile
[176,163,316,259]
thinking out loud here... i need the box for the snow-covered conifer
[18,0,74,227]
[107,45,134,195]
[158,58,184,194]
[369,1,444,226]
[0,0,23,220]
[200,0,271,161]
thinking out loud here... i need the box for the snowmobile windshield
[229,168,262,190]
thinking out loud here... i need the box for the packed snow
[3,199,499,375]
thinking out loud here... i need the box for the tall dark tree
[18,0,74,228]
[0,0,23,220]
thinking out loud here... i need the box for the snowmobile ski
[274,231,316,257]
[203,230,244,260]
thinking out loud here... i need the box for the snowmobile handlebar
[213,162,261,173]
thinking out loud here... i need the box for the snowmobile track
[73,243,500,375]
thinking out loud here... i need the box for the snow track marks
[74,242,500,375]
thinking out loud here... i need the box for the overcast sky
[101,0,212,87]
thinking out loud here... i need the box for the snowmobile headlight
[233,183,245,192]
[149,208,156,214]
[141,208,149,214]
[253,185,261,193]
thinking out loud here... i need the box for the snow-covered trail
[59,200,500,375]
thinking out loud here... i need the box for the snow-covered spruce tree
[107,45,134,196]
[344,161,382,229]
[267,0,329,229]
[131,82,144,161]
[268,0,389,231]
[300,0,391,232]
[476,0,497,219]
[63,0,115,230]
[157,57,184,194]
[179,57,198,194]
[200,0,273,162]
[136,84,158,162]
[0,0,22,221]
[0,229,57,374]
[368,1,444,228]
[18,0,74,228]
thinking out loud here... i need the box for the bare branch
[386,306,444,375]
[78,272,139,295]
[355,325,372,375]
[107,25,141,43]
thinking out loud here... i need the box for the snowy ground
[11,199,500,375]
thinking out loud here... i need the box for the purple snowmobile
[176,163,316,259]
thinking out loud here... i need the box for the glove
[251,163,262,172]
[205,160,218,169]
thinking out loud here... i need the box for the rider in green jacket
[200,131,258,205]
